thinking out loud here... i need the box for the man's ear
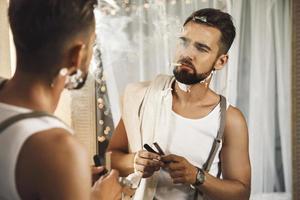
[68,43,86,69]
[214,54,228,70]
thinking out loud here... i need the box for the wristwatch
[194,167,206,186]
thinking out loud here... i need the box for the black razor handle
[143,144,159,154]
[93,154,108,176]
[153,142,165,155]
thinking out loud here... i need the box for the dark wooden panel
[293,0,300,198]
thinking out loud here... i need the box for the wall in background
[0,0,12,78]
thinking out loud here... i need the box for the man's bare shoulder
[226,106,247,127]
[224,105,248,143]
[23,128,89,173]
[17,128,90,199]
[24,128,87,157]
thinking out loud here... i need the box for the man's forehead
[180,22,221,43]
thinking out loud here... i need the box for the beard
[173,66,209,85]
[173,59,215,85]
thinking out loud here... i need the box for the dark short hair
[8,0,97,75]
[184,8,236,54]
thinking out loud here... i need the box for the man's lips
[179,63,194,71]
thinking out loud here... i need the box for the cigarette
[171,63,182,67]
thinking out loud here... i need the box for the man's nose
[181,45,196,60]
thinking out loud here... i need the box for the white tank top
[0,102,73,200]
[155,102,229,200]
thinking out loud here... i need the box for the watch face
[196,169,205,185]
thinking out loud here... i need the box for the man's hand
[91,169,122,200]
[134,150,164,178]
[91,166,106,185]
[162,154,198,185]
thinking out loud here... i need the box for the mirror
[92,0,293,199]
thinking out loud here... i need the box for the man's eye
[195,46,208,53]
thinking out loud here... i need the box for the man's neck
[0,71,61,113]
[173,81,211,105]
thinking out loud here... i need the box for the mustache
[177,58,195,70]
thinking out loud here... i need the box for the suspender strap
[203,95,227,172]
[0,111,60,134]
[194,95,227,200]
[0,78,7,90]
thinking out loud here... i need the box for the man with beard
[0,0,122,199]
[108,8,251,200]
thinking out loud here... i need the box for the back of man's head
[8,0,97,77]
[184,8,236,55]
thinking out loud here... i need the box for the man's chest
[172,101,218,120]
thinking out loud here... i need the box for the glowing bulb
[144,3,150,9]
[97,98,104,104]
[98,136,106,142]
[110,9,117,15]
[98,103,104,109]
[100,86,106,92]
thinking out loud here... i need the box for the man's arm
[107,119,163,178]
[162,106,251,200]
[199,106,251,200]
[107,119,135,176]
[16,128,121,200]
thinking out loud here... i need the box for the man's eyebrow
[195,42,211,51]
[179,36,189,42]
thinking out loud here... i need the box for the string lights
[98,0,197,16]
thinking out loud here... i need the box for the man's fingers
[91,166,105,175]
[135,163,156,172]
[161,154,182,163]
[154,165,161,171]
[105,169,119,180]
[135,157,162,167]
[173,177,185,184]
[170,170,184,179]
[138,150,161,160]
[142,171,154,178]
[114,182,123,200]
[122,186,136,198]
[169,170,184,179]
[134,164,146,172]
[167,162,184,171]
[135,165,152,178]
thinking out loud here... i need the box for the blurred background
[0,0,294,199]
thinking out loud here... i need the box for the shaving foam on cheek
[176,80,191,92]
